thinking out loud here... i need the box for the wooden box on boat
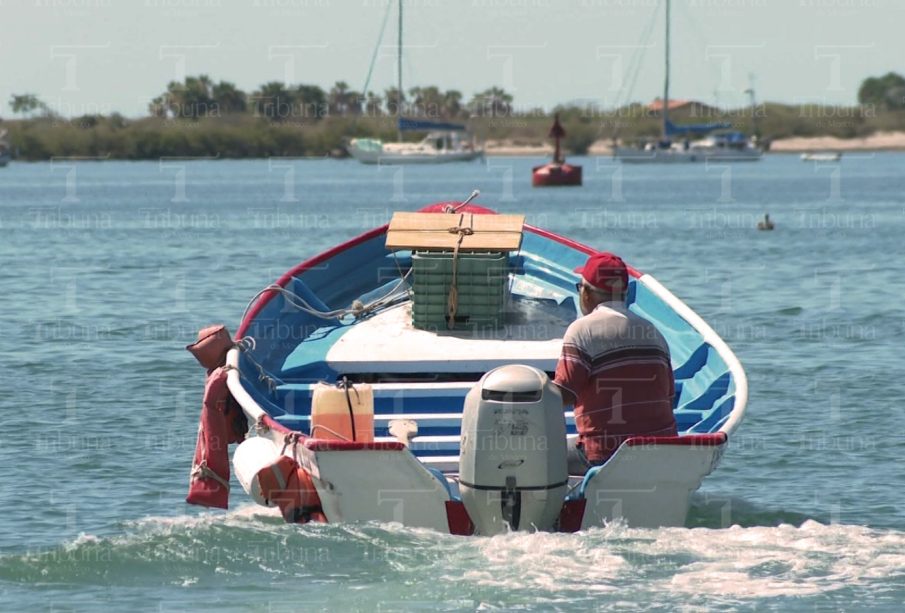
[387,212,523,331]
[385,212,525,252]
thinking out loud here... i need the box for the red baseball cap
[577,252,628,292]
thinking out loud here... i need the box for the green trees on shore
[142,75,515,123]
[4,73,905,160]
[858,72,905,110]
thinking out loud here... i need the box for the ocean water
[1,154,903,611]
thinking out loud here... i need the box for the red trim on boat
[623,432,728,447]
[557,498,586,533]
[303,440,406,452]
[445,500,475,536]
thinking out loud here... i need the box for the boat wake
[2,504,904,609]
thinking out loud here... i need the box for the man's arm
[555,382,577,408]
[554,340,589,409]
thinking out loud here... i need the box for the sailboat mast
[397,0,403,141]
[662,0,670,140]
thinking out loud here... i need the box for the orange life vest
[256,455,323,523]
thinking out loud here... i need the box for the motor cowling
[459,365,568,535]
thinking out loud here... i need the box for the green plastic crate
[411,250,509,330]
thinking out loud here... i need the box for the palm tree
[329,81,350,115]
[296,84,327,120]
[409,86,444,117]
[468,87,513,117]
[212,81,247,114]
[151,75,215,119]
[253,81,296,121]
[384,87,405,116]
[443,90,463,118]
[9,94,45,118]
[365,91,383,116]
[148,94,169,118]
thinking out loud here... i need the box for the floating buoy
[532,114,582,187]
[757,213,774,231]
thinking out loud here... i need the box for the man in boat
[554,253,677,475]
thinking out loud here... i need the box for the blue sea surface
[1,154,904,611]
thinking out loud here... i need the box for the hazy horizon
[2,0,903,119]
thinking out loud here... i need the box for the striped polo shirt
[554,300,677,462]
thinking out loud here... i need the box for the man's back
[555,301,677,463]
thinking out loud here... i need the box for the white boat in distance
[348,0,483,164]
[616,129,763,163]
[801,152,841,162]
[614,0,762,163]
[348,120,483,165]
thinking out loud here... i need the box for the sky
[2,0,903,119]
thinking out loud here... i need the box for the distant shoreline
[4,112,905,161]
[483,131,905,156]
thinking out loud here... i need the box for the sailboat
[613,0,762,163]
[347,0,483,165]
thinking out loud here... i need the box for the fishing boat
[347,0,482,165]
[613,0,762,163]
[185,196,747,534]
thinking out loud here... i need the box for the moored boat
[347,0,482,165]
[186,200,748,533]
[348,119,482,165]
[613,0,762,164]
[801,151,841,162]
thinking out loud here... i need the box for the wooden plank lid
[385,212,524,252]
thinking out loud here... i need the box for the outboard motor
[459,365,568,535]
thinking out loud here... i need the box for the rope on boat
[190,460,230,491]
[309,424,351,441]
[339,376,359,442]
[446,213,474,329]
[231,271,412,398]
[234,340,281,392]
[280,431,301,456]
[240,270,412,327]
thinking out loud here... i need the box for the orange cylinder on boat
[310,381,374,442]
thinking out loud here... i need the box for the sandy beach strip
[768,131,905,152]
[484,132,905,156]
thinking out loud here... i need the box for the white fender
[233,437,281,506]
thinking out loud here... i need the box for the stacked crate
[385,212,525,331]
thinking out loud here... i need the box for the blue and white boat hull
[225,203,748,531]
